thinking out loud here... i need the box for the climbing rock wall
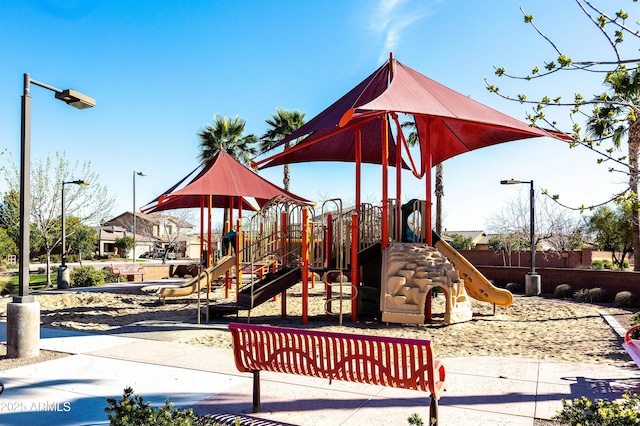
[380,243,473,325]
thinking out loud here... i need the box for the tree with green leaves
[444,233,474,250]
[0,228,17,261]
[584,204,633,269]
[2,151,115,287]
[197,115,258,166]
[115,235,134,259]
[586,66,640,270]
[260,108,306,192]
[0,190,19,245]
[486,1,640,270]
[64,217,97,265]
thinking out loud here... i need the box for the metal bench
[624,325,640,367]
[111,264,147,282]
[228,323,446,425]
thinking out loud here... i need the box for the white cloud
[370,0,435,63]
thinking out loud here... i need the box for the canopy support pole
[381,113,389,250]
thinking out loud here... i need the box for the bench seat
[111,264,147,282]
[229,322,445,425]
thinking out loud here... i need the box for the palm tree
[586,66,640,271]
[261,108,306,191]
[401,120,445,234]
[198,115,257,166]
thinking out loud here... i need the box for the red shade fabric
[256,63,408,169]
[142,149,311,214]
[257,58,546,172]
[358,61,547,167]
[142,194,258,214]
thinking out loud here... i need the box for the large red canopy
[142,149,311,214]
[254,62,407,169]
[254,55,549,247]
[255,57,547,172]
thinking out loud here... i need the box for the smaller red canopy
[142,149,311,214]
[142,194,257,214]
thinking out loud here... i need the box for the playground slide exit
[432,231,513,307]
[155,255,236,299]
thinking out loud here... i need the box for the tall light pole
[132,171,146,261]
[8,73,95,358]
[56,179,89,289]
[500,179,540,296]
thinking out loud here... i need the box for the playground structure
[151,193,512,326]
[145,54,554,325]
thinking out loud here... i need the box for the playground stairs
[205,267,302,317]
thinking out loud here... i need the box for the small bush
[553,284,574,299]
[575,287,612,303]
[614,291,639,308]
[70,266,104,288]
[592,259,614,270]
[505,282,522,294]
[0,275,16,295]
[101,267,120,284]
[553,391,640,425]
[632,312,640,339]
[105,387,225,425]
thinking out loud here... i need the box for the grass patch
[7,273,55,290]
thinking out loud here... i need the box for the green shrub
[70,266,104,288]
[105,387,226,425]
[632,312,640,340]
[553,284,573,299]
[553,391,640,425]
[592,259,615,270]
[101,267,120,284]
[0,275,16,295]
[505,282,522,294]
[575,287,612,303]
[614,291,639,308]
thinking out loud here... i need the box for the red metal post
[381,114,389,249]
[350,211,359,323]
[355,127,362,211]
[207,194,213,267]
[302,208,309,324]
[394,113,402,242]
[199,195,204,262]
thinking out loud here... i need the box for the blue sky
[0,0,633,231]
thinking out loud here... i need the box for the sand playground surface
[0,282,638,371]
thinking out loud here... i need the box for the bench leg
[253,370,260,413]
[430,397,438,426]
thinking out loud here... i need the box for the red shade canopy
[255,62,407,169]
[142,193,257,214]
[142,149,311,214]
[256,57,547,172]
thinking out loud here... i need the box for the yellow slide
[432,231,512,307]
[151,255,236,299]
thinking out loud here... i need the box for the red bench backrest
[229,322,444,399]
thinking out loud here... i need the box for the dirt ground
[1,282,637,373]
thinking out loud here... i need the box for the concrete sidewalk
[0,320,639,426]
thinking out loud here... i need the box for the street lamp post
[132,171,146,261]
[500,179,541,296]
[56,180,89,289]
[7,73,95,358]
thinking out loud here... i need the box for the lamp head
[55,89,96,109]
[64,179,90,186]
[500,179,521,185]
[135,171,147,177]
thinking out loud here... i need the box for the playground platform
[1,317,639,426]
